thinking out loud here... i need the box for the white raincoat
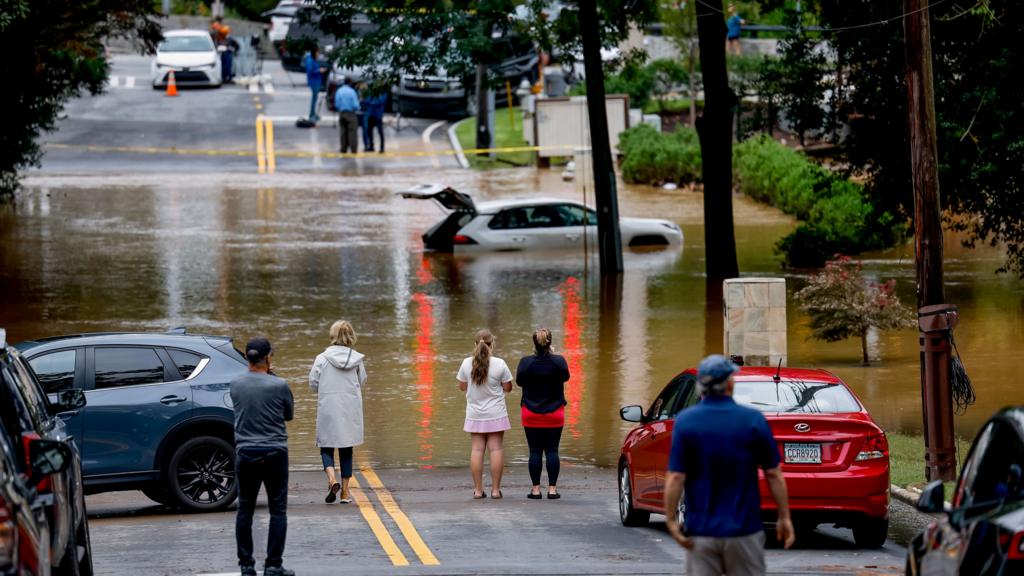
[309,345,366,448]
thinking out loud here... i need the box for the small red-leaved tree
[795,256,916,365]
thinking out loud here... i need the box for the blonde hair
[471,329,493,386]
[329,320,357,347]
[532,328,553,355]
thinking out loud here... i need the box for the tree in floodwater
[0,0,161,200]
[795,256,916,366]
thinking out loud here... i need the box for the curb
[890,483,923,506]
[447,118,471,169]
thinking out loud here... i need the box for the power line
[691,0,950,33]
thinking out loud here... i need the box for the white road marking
[248,82,259,94]
[261,114,339,124]
[124,76,135,88]
[108,75,119,88]
[263,83,275,94]
[422,119,447,168]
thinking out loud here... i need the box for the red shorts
[521,405,565,428]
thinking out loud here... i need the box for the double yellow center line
[350,466,439,567]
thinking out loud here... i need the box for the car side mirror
[28,439,72,484]
[620,405,643,423]
[52,388,86,414]
[916,480,946,514]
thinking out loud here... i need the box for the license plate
[784,443,821,464]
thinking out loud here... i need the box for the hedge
[618,124,701,186]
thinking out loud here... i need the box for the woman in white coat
[309,320,366,504]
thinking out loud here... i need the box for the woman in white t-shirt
[456,329,513,499]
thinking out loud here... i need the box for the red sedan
[617,366,890,548]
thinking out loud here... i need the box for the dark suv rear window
[28,349,77,393]
[95,347,165,389]
[168,349,203,379]
[733,381,861,414]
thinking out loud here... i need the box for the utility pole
[579,0,623,275]
[904,0,956,481]
[475,64,494,157]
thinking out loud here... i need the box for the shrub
[618,124,701,185]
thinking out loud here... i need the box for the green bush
[570,58,687,111]
[618,124,701,185]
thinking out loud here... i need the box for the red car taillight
[452,234,477,245]
[1007,531,1024,560]
[855,432,889,462]
[0,498,14,570]
[20,433,52,493]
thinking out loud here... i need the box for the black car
[17,331,248,512]
[0,414,52,576]
[0,330,91,575]
[907,407,1024,575]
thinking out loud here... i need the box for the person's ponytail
[471,329,493,386]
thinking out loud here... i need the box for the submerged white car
[399,184,684,252]
[151,30,222,88]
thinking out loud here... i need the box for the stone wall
[723,277,787,367]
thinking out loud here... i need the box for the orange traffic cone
[166,71,178,97]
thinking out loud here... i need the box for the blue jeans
[320,446,353,478]
[308,87,320,121]
[236,447,288,569]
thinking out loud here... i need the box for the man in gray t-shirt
[230,337,294,576]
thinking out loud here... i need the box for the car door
[630,376,690,507]
[80,346,194,477]
[26,347,85,445]
[553,203,598,248]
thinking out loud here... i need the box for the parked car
[617,365,891,548]
[0,414,51,576]
[906,407,1024,575]
[263,0,307,54]
[399,184,684,252]
[1,330,92,574]
[16,330,247,512]
[150,30,222,88]
[280,7,375,75]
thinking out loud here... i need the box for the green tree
[0,0,161,199]
[795,256,916,365]
[773,9,827,146]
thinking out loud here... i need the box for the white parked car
[264,0,306,48]
[151,30,222,88]
[399,184,684,252]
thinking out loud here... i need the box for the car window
[28,349,78,393]
[488,206,564,230]
[733,381,861,414]
[554,204,597,227]
[158,36,215,53]
[94,347,167,389]
[648,379,686,421]
[168,349,204,379]
[955,420,1024,512]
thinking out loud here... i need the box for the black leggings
[320,447,353,479]
[524,427,562,486]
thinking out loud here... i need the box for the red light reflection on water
[412,256,436,468]
[560,277,585,439]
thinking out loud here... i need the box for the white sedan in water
[151,30,222,88]
[399,184,684,252]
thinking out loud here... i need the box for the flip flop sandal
[491,491,503,500]
[547,492,561,500]
[473,492,487,500]
[325,482,341,504]
[527,493,542,500]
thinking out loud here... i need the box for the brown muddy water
[2,170,1022,470]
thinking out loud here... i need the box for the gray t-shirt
[230,371,294,452]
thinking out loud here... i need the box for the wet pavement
[85,467,918,575]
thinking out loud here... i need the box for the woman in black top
[515,328,570,499]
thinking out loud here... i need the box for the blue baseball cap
[697,354,739,389]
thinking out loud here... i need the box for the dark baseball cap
[697,354,739,390]
[245,337,273,364]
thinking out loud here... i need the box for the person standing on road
[334,77,360,154]
[309,320,366,505]
[726,4,745,56]
[456,329,513,499]
[664,354,794,576]
[302,48,325,124]
[515,328,569,500]
[364,89,387,153]
[230,337,295,576]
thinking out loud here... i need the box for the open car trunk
[398,184,477,252]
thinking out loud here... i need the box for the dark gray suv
[16,331,247,512]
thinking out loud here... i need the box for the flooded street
[2,169,1022,470]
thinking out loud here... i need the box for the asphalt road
[37,55,461,175]
[85,467,922,575]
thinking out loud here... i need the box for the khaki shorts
[687,531,766,576]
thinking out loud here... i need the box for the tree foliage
[795,256,916,365]
[0,0,161,199]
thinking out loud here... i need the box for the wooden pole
[904,0,955,481]
[579,1,623,275]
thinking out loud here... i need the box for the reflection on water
[2,170,1024,469]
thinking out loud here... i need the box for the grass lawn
[888,431,972,499]
[454,107,534,168]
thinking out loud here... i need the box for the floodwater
[2,170,1023,469]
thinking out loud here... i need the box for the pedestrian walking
[515,328,569,500]
[230,337,295,576]
[456,329,513,499]
[663,354,794,576]
[726,4,745,56]
[364,89,387,153]
[334,77,360,154]
[302,48,326,124]
[309,320,366,505]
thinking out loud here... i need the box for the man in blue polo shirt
[664,355,794,575]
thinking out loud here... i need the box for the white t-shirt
[456,356,513,421]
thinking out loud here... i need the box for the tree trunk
[694,0,739,281]
[688,38,697,128]
[861,330,870,366]
[475,64,491,156]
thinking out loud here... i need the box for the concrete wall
[106,15,273,56]
[723,277,787,367]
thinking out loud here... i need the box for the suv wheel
[853,516,888,549]
[618,463,650,527]
[167,436,237,512]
